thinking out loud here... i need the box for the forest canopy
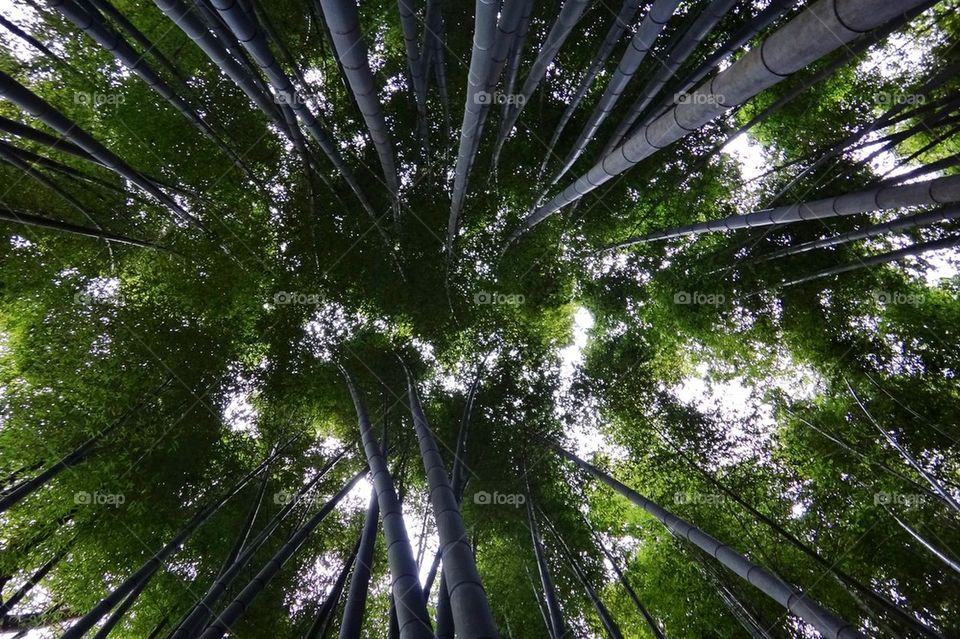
[0,0,958,637]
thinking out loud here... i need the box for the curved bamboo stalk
[520,0,933,245]
[552,442,866,639]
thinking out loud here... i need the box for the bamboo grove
[0,0,958,636]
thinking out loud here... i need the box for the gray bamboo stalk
[424,0,450,136]
[661,0,799,113]
[892,514,960,576]
[498,0,534,129]
[0,71,205,230]
[607,173,960,247]
[781,234,960,287]
[766,204,960,261]
[712,2,934,161]
[536,505,624,639]
[82,0,186,89]
[603,0,740,154]
[319,0,399,197]
[0,143,116,252]
[421,359,484,602]
[538,0,646,179]
[48,0,252,177]
[90,565,155,639]
[0,14,75,71]
[0,116,189,197]
[468,0,531,168]
[208,0,384,229]
[691,549,774,639]
[786,408,953,504]
[0,538,76,619]
[170,449,348,639]
[521,0,933,244]
[846,381,960,516]
[341,369,433,639]
[62,443,290,639]
[0,115,97,163]
[486,0,534,94]
[397,0,427,126]
[765,56,960,204]
[305,539,362,639]
[548,0,681,188]
[526,565,554,638]
[877,151,960,187]
[404,368,497,638]
[593,533,666,639]
[0,140,130,197]
[446,0,499,253]
[338,489,379,639]
[152,0,288,134]
[552,443,866,639]
[0,206,163,250]
[490,0,591,169]
[198,468,368,639]
[525,480,565,638]
[661,431,942,638]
